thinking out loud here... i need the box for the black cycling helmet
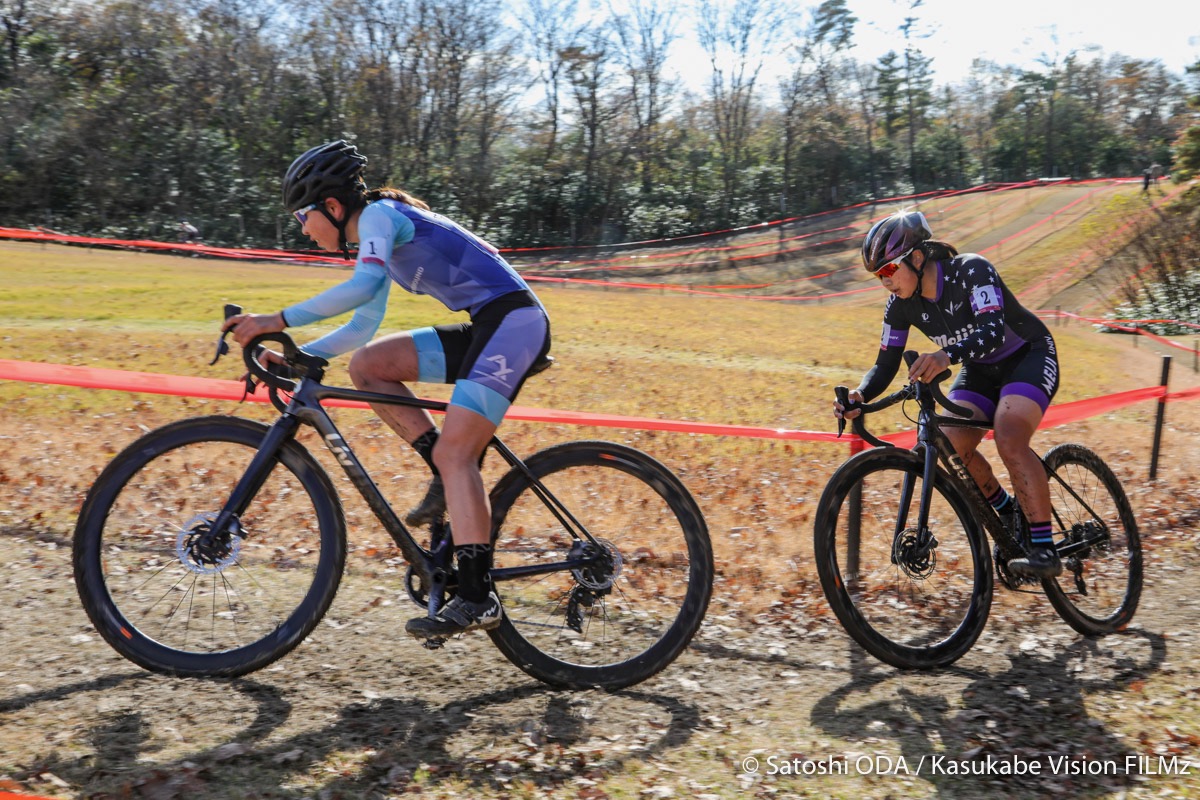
[282,140,367,213]
[861,210,932,273]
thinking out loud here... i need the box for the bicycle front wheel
[487,441,713,690]
[1041,444,1142,636]
[814,447,992,669]
[73,416,346,678]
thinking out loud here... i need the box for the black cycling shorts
[948,333,1059,421]
[411,290,551,424]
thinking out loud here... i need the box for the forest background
[1,0,1198,252]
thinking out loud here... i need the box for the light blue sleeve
[281,203,414,359]
[301,275,391,359]
[281,261,389,358]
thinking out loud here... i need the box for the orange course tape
[0,359,1182,446]
[0,359,843,441]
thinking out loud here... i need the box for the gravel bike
[73,307,713,690]
[814,351,1141,669]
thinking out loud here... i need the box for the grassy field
[2,236,1199,595]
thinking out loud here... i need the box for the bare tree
[696,0,787,223]
[609,0,679,195]
[899,0,934,189]
[517,0,589,163]
[781,0,857,209]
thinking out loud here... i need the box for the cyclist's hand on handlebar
[238,347,288,390]
[907,350,951,384]
[222,312,286,349]
[833,389,864,421]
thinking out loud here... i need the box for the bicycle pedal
[421,636,447,650]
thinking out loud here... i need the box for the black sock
[455,543,494,603]
[411,428,439,477]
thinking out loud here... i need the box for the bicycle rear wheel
[487,441,712,690]
[1040,444,1142,636]
[814,447,992,669]
[73,416,346,677]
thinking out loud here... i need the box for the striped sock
[1029,521,1054,548]
[988,486,1013,513]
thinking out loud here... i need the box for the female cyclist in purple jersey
[224,140,551,637]
[833,209,1062,579]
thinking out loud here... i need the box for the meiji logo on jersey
[1041,335,1058,395]
[931,324,977,350]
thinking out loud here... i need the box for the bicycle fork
[197,414,304,560]
[891,442,941,567]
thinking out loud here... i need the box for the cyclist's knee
[993,432,1033,466]
[432,439,482,476]
[347,348,372,388]
[349,335,418,389]
[945,427,983,457]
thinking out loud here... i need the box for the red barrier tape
[0,792,58,800]
[1040,311,1200,356]
[0,360,1186,445]
[871,386,1168,449]
[0,179,1126,272]
[523,274,883,301]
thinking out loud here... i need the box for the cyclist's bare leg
[405,404,501,634]
[942,401,1000,497]
[992,395,1050,522]
[348,333,438,442]
[433,405,497,547]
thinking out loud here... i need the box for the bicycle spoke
[74,418,346,676]
[815,448,991,669]
[488,442,711,689]
[1042,445,1141,635]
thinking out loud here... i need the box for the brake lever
[834,385,851,438]
[210,304,243,365]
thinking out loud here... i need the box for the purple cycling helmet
[861,210,932,273]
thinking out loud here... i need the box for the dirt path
[1,409,1198,800]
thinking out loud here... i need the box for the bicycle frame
[848,372,1115,567]
[203,366,606,612]
[906,394,1026,557]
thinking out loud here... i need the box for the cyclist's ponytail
[365,187,431,211]
[921,240,959,261]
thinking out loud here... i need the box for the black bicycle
[73,307,713,690]
[814,351,1141,669]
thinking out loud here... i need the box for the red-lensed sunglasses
[875,249,913,279]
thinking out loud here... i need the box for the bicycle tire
[1040,443,1142,636]
[486,441,713,690]
[73,416,347,678]
[814,447,993,669]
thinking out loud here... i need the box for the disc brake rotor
[570,537,623,590]
[175,512,243,574]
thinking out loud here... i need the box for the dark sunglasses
[292,202,319,225]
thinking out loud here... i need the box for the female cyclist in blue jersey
[834,209,1062,579]
[223,140,551,638]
